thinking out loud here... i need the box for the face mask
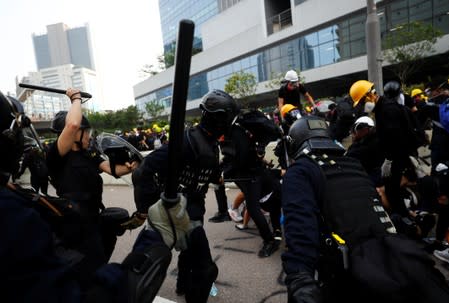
[364,102,375,114]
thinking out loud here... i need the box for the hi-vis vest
[302,151,396,248]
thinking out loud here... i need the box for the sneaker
[208,212,231,223]
[433,248,449,264]
[273,229,283,242]
[424,241,447,254]
[235,223,248,230]
[228,208,243,222]
[258,240,279,258]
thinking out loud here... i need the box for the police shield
[95,132,143,164]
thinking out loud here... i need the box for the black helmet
[287,116,342,159]
[199,90,239,137]
[51,111,91,133]
[0,91,26,179]
[383,81,401,99]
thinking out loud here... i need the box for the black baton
[161,20,195,207]
[18,83,92,99]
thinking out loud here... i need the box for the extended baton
[18,83,92,99]
[161,20,195,207]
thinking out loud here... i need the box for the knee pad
[122,244,172,303]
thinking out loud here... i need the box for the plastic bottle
[209,282,218,297]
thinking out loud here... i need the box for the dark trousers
[214,183,228,213]
[237,173,275,243]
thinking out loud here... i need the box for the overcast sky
[0,0,163,110]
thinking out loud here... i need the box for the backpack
[439,98,449,133]
[236,110,282,146]
[335,98,356,122]
[402,105,429,149]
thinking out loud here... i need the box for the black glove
[286,271,323,303]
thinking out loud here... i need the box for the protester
[278,70,315,113]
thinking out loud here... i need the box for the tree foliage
[86,105,142,132]
[145,100,165,120]
[140,55,166,77]
[383,21,443,84]
[224,71,257,108]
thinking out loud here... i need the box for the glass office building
[33,23,95,71]
[135,0,449,116]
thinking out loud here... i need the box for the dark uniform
[222,110,283,257]
[0,91,172,303]
[282,116,449,303]
[133,89,239,303]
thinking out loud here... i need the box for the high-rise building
[32,23,95,70]
[134,0,449,118]
[19,23,101,118]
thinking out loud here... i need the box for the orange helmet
[349,80,375,107]
[280,104,297,119]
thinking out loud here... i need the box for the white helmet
[354,116,375,127]
[284,70,299,82]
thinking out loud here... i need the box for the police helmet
[199,90,239,137]
[51,111,91,133]
[349,80,375,107]
[411,88,423,98]
[287,116,331,159]
[383,81,402,99]
[0,91,26,177]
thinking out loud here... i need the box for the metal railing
[267,8,293,35]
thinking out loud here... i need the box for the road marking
[154,296,176,303]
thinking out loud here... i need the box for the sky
[0,0,163,110]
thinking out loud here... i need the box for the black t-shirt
[278,83,308,109]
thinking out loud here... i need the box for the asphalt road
[105,185,288,303]
[102,184,449,303]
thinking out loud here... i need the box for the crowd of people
[1,69,449,303]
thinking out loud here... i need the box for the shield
[95,132,143,164]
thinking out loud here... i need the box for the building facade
[134,0,449,117]
[32,23,95,71]
[17,64,102,118]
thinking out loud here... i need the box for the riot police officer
[0,90,190,302]
[132,89,239,303]
[46,88,138,286]
[282,115,449,303]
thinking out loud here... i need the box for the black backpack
[235,110,282,146]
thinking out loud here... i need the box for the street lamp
[366,0,384,95]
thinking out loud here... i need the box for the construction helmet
[284,70,299,82]
[349,80,375,107]
[281,104,301,126]
[51,111,91,133]
[411,88,423,98]
[280,104,297,119]
[351,116,375,133]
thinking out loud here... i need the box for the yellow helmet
[280,104,297,119]
[349,80,374,107]
[411,88,423,98]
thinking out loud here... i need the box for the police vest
[181,127,220,196]
[303,153,396,248]
[57,151,104,216]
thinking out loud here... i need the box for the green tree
[140,55,166,77]
[224,71,257,108]
[383,21,443,84]
[145,100,165,120]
